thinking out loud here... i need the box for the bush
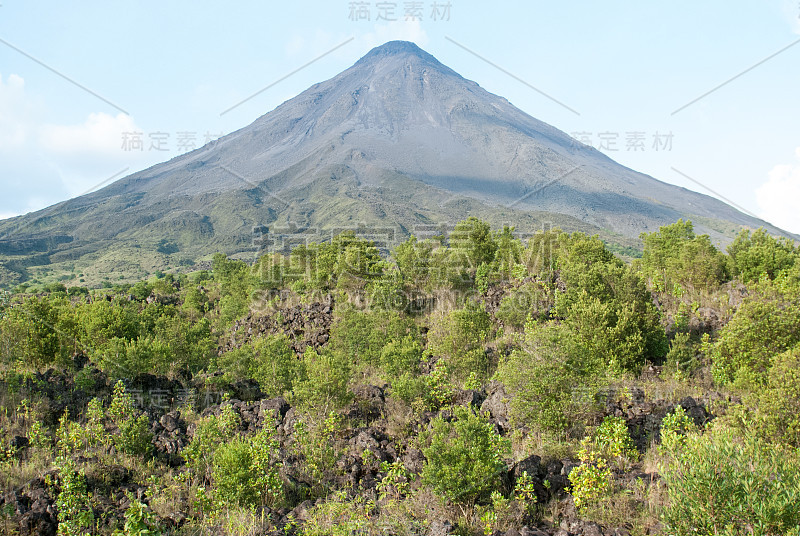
[292,348,352,411]
[588,416,637,461]
[0,295,79,370]
[448,217,498,277]
[113,492,163,536]
[710,278,800,388]
[109,380,153,456]
[664,332,698,379]
[250,334,300,397]
[495,323,602,435]
[727,228,796,282]
[379,335,423,378]
[639,219,728,291]
[217,335,304,398]
[427,301,491,382]
[659,425,800,535]
[184,404,240,482]
[291,412,344,499]
[328,306,418,370]
[739,345,800,447]
[421,406,510,506]
[495,281,553,329]
[212,425,283,510]
[300,490,374,536]
[659,406,696,453]
[49,457,95,536]
[100,336,172,378]
[568,416,635,512]
[568,451,612,510]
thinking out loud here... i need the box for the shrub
[379,335,423,378]
[568,416,635,512]
[495,281,553,329]
[710,278,800,388]
[727,228,796,282]
[328,306,418,370]
[212,253,257,325]
[292,348,352,411]
[495,323,602,435]
[659,425,800,535]
[376,460,413,501]
[184,404,240,482]
[664,332,698,379]
[0,295,78,369]
[639,219,728,291]
[480,471,540,534]
[659,406,696,454]
[100,336,172,378]
[588,416,637,461]
[390,359,454,412]
[109,381,153,456]
[55,409,84,455]
[427,301,491,382]
[112,492,163,536]
[250,334,301,397]
[739,345,800,447]
[291,412,344,498]
[211,425,283,510]
[421,406,511,506]
[49,457,95,536]
[300,490,375,536]
[568,451,613,510]
[449,217,498,278]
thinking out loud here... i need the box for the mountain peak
[357,40,441,65]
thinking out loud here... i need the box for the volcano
[0,41,790,285]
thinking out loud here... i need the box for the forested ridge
[1,218,799,536]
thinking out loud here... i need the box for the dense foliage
[0,218,798,536]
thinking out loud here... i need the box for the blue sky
[1,0,799,233]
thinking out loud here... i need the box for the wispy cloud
[756,147,800,234]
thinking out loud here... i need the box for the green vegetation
[659,424,800,535]
[421,406,511,507]
[0,217,798,535]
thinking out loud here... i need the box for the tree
[727,228,796,282]
[639,220,728,291]
[449,217,498,271]
[212,253,253,324]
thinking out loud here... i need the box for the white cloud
[0,73,154,215]
[782,0,800,34]
[756,147,800,234]
[0,73,41,149]
[39,112,139,157]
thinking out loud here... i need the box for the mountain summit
[0,41,791,285]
